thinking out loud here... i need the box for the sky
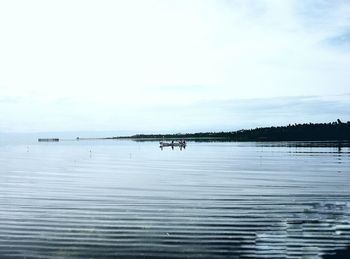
[0,0,349,134]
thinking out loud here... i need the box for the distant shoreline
[99,120,350,142]
[40,120,350,143]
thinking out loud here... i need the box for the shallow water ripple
[0,141,349,258]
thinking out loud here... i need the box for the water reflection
[160,145,186,151]
[0,141,349,258]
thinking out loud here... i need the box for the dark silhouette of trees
[116,120,350,141]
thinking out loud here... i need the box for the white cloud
[0,0,349,132]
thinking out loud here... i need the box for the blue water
[0,140,349,258]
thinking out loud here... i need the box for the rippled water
[0,140,349,258]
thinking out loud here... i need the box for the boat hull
[159,141,186,148]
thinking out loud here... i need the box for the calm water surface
[0,140,349,258]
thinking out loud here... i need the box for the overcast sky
[0,0,349,133]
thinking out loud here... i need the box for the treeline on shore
[115,120,350,141]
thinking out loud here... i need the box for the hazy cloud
[325,31,350,48]
[0,0,349,132]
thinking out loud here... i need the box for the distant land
[106,120,350,141]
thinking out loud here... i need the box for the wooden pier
[38,138,59,142]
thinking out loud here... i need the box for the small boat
[160,140,186,148]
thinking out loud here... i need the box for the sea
[0,137,349,258]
